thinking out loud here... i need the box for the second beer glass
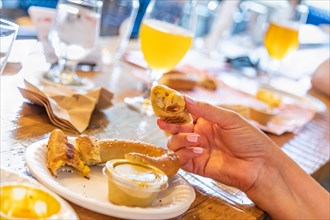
[262,4,308,82]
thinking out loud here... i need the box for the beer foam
[143,19,193,37]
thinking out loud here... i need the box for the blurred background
[1,0,329,91]
[1,0,329,40]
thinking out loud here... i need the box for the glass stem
[260,57,281,84]
[149,69,163,87]
[267,58,281,78]
[140,68,163,98]
[58,58,80,85]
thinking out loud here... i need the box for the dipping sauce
[103,159,168,207]
[0,184,61,219]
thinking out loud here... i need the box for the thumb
[184,95,239,126]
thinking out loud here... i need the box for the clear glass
[100,0,140,64]
[260,4,309,84]
[124,0,196,114]
[47,0,102,86]
[0,19,19,74]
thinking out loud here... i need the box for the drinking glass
[47,0,102,86]
[101,0,140,64]
[0,19,19,74]
[125,0,196,113]
[261,4,308,83]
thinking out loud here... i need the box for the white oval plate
[25,139,195,220]
[0,168,79,220]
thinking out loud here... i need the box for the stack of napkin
[18,80,113,133]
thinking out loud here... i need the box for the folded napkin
[18,80,113,133]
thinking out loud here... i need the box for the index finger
[184,95,240,127]
[157,119,194,135]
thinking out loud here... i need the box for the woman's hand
[157,96,278,192]
[158,95,330,219]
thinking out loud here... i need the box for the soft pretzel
[47,129,180,177]
[76,136,180,176]
[151,84,192,124]
[47,129,90,177]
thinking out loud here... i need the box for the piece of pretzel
[151,84,192,124]
[47,129,90,177]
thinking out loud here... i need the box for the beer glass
[262,4,308,82]
[124,0,196,114]
[47,0,102,86]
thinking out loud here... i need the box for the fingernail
[192,147,204,154]
[186,134,199,143]
[184,95,196,104]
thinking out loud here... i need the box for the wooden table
[1,40,329,220]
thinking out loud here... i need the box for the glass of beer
[262,4,308,82]
[124,0,196,114]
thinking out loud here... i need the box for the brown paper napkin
[18,80,113,133]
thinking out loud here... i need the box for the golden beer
[264,22,299,60]
[139,19,193,72]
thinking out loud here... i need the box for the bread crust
[95,139,180,176]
